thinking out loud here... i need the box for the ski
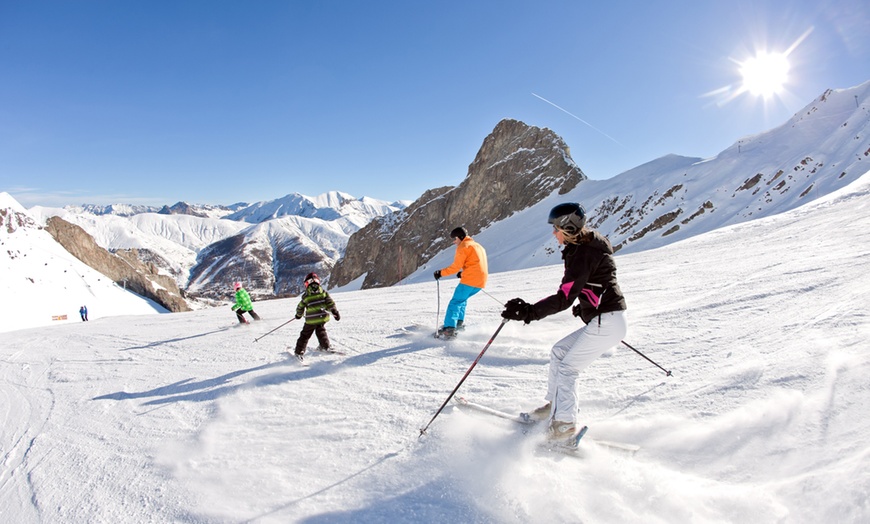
[588,438,640,453]
[287,347,346,361]
[538,425,589,457]
[284,352,308,366]
[313,347,346,356]
[454,397,640,455]
[539,427,639,457]
[434,326,459,340]
[453,396,535,425]
[573,424,590,445]
[553,425,639,455]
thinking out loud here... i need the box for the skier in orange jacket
[433,227,488,338]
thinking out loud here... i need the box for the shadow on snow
[92,342,430,406]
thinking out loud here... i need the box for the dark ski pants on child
[295,323,330,354]
[236,310,260,323]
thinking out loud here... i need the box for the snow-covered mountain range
[27,192,408,302]
[68,201,249,219]
[226,191,402,226]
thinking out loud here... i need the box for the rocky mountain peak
[330,119,585,289]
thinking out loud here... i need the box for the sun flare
[740,52,790,98]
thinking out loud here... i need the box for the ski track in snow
[1,173,869,522]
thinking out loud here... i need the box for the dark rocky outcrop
[331,119,585,289]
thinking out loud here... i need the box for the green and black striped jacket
[295,284,337,325]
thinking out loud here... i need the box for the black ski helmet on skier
[304,273,320,287]
[450,227,467,240]
[548,203,587,235]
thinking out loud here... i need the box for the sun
[703,28,812,106]
[739,51,790,98]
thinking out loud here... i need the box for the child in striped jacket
[293,273,340,358]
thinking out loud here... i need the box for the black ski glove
[457,271,462,279]
[433,270,442,280]
[332,309,341,321]
[295,314,302,320]
[501,298,534,324]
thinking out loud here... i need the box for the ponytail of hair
[562,228,593,245]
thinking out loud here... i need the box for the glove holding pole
[500,298,535,324]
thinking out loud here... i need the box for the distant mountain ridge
[70,201,248,219]
[226,191,407,227]
[158,201,249,219]
[28,192,408,303]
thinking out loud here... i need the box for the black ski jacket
[530,230,627,324]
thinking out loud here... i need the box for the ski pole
[621,340,672,376]
[435,278,441,335]
[419,318,509,437]
[479,288,506,307]
[254,318,295,343]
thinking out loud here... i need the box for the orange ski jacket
[440,236,488,289]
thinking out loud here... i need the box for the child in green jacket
[293,273,340,358]
[231,282,261,324]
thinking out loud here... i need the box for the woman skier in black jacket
[501,203,628,440]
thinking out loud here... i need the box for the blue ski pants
[443,283,482,328]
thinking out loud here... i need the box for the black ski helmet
[450,227,467,240]
[548,203,587,234]
[304,272,320,287]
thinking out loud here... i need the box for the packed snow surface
[1,173,868,523]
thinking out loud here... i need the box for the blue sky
[2,1,868,208]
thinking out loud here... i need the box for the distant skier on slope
[433,227,488,339]
[500,203,628,440]
[293,273,340,359]
[231,281,261,324]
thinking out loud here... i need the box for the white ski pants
[546,310,628,424]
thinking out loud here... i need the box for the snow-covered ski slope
[1,171,868,523]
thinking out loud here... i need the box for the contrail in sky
[532,92,625,147]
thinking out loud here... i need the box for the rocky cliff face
[330,119,585,289]
[45,217,191,312]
